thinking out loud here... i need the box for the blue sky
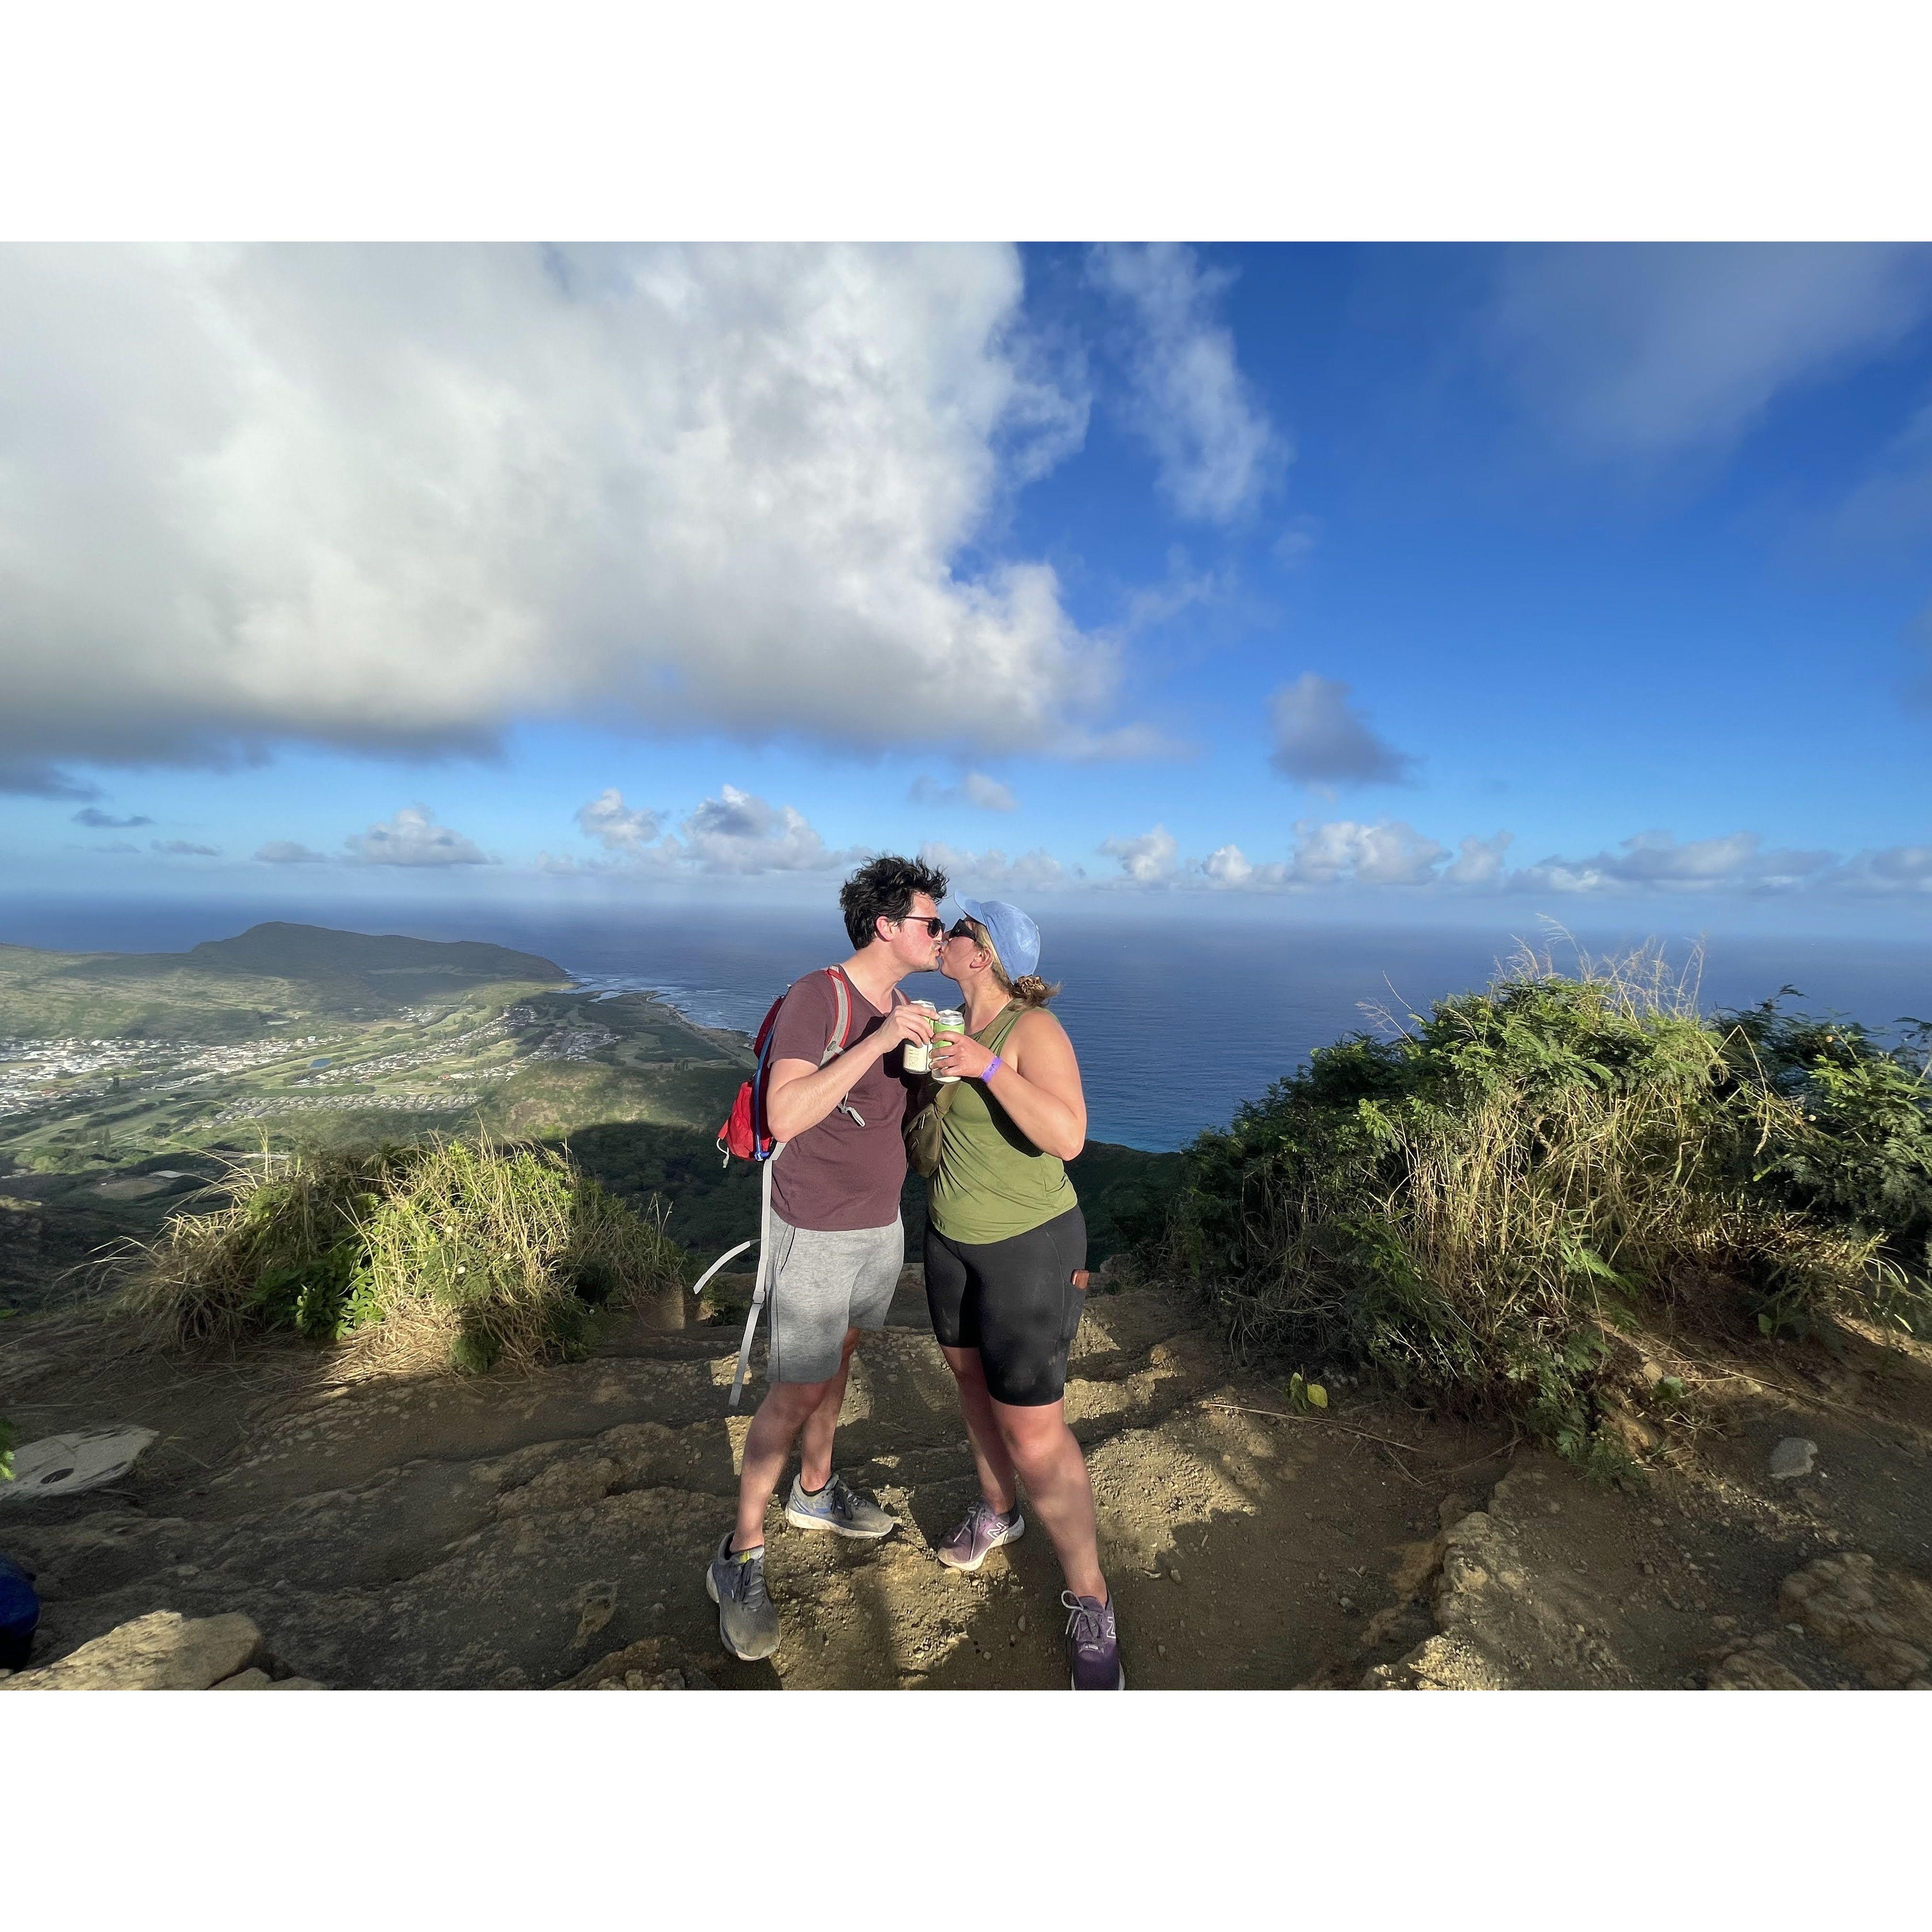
[3,242,1930,937]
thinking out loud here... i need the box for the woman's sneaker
[936,1498,1025,1572]
[1063,1590,1125,1689]
[783,1472,897,1540]
[707,1533,781,1660]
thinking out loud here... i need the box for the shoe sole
[784,1505,895,1540]
[935,1517,1025,1572]
[705,1564,781,1662]
[1070,1666,1128,1690]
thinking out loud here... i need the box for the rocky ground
[3,1269,1930,1690]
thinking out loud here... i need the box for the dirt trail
[4,1273,1930,1690]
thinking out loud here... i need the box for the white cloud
[150,838,220,856]
[0,245,1128,789]
[909,770,1017,812]
[1200,842,1285,889]
[1487,244,1932,460]
[1099,824,1180,885]
[344,805,492,868]
[575,787,665,851]
[1090,243,1285,523]
[1444,830,1514,887]
[1268,675,1417,788]
[74,807,153,828]
[255,840,328,864]
[1508,829,1836,896]
[1838,845,1932,894]
[677,784,857,875]
[1288,818,1448,886]
[919,840,1071,893]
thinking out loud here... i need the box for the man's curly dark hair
[840,853,949,950]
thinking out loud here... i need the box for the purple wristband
[981,1055,1004,1081]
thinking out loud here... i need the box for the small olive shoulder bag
[903,1075,954,1178]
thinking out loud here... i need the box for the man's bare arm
[764,1003,934,1142]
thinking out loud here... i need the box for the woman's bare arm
[937,1009,1086,1161]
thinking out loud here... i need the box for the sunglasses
[945,920,980,942]
[896,915,946,938]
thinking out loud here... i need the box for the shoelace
[737,1554,769,1611]
[1061,1590,1105,1653]
[955,1499,999,1549]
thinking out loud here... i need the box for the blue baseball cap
[950,897,1041,980]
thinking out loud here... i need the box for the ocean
[8,898,1929,1152]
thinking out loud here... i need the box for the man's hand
[875,1002,935,1051]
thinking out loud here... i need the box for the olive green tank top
[926,1003,1078,1245]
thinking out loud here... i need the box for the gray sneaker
[706,1533,780,1660]
[784,1472,897,1540]
[935,1497,1025,1572]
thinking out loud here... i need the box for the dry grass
[117,1135,686,1375]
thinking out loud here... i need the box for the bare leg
[733,1373,835,1552]
[797,1326,862,1492]
[993,1397,1107,1602]
[941,1343,1020,1515]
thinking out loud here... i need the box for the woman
[923,897,1124,1690]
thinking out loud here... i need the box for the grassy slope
[0,922,570,1040]
[0,922,1184,1303]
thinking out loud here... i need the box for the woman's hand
[932,1029,997,1082]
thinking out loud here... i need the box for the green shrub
[0,1415,14,1484]
[1721,1001,1932,1300]
[119,1136,687,1373]
[1157,946,1918,1464]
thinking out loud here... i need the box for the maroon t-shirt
[768,970,912,1231]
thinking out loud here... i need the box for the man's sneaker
[935,1497,1025,1572]
[706,1533,780,1661]
[1063,1590,1126,1690]
[784,1472,897,1541]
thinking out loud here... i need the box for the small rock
[1168,1567,1182,1585]
[1638,1561,1656,1576]
[1016,1616,1026,1633]
[1008,1634,1017,1646]
[1157,1643,1168,1659]
[1768,1438,1818,1481]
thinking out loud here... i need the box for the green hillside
[0,922,568,1040]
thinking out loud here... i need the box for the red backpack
[714,965,862,1167]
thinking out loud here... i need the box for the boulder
[1767,1438,1817,1481]
[0,1610,262,1691]
[1778,1553,1932,1689]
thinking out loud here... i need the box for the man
[707,854,946,1661]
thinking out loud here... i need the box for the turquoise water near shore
[6,900,1928,1153]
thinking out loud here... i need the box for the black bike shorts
[923,1206,1089,1407]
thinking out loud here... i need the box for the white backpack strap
[729,1145,782,1410]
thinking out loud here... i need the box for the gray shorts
[764,1211,903,1385]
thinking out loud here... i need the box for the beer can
[901,999,937,1075]
[930,1008,966,1082]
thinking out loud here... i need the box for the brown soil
[4,1271,1929,1690]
